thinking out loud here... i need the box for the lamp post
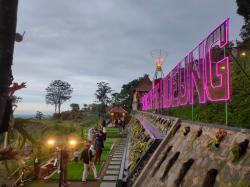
[46,138,77,187]
[240,51,247,68]
[227,49,250,83]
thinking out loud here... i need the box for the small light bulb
[241,52,246,57]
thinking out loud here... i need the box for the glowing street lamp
[46,137,77,187]
[69,139,77,147]
[47,139,55,147]
[241,51,246,57]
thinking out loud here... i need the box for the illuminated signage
[142,19,230,111]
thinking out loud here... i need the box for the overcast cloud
[13,0,243,115]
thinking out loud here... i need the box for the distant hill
[14,113,51,119]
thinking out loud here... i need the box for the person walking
[81,145,99,182]
[94,131,104,165]
[87,128,94,143]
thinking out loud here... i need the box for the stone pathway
[100,138,127,187]
[135,115,164,139]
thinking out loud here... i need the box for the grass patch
[51,128,119,181]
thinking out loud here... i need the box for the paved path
[135,115,164,139]
[99,137,128,187]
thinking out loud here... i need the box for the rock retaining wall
[133,112,250,187]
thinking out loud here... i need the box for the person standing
[94,131,104,165]
[118,118,122,133]
[101,120,107,143]
[73,149,79,163]
[115,118,118,128]
[122,119,126,131]
[81,145,99,182]
[87,128,94,143]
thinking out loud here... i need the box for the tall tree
[236,0,250,47]
[95,82,112,117]
[83,104,88,111]
[70,103,80,111]
[35,111,43,120]
[119,75,147,112]
[45,80,73,114]
[111,92,121,106]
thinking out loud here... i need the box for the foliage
[82,104,88,111]
[95,82,112,117]
[35,111,43,120]
[0,112,100,180]
[215,129,227,141]
[231,143,241,162]
[129,119,150,170]
[111,92,121,107]
[180,126,190,136]
[236,0,250,40]
[70,103,80,112]
[208,129,227,149]
[119,74,148,112]
[45,80,73,114]
[231,139,249,162]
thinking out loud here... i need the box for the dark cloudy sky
[13,0,243,115]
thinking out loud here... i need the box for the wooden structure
[109,106,128,124]
[132,75,152,111]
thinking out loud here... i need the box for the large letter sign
[141,19,230,111]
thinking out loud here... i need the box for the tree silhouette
[111,92,121,106]
[236,0,250,48]
[45,80,73,114]
[70,103,80,111]
[35,111,43,120]
[95,82,112,117]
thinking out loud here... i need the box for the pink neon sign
[141,19,231,111]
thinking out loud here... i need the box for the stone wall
[133,112,250,187]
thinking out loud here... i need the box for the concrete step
[106,170,120,175]
[108,165,120,170]
[110,161,121,165]
[103,175,118,181]
[113,155,123,158]
[111,158,122,161]
[100,182,116,187]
